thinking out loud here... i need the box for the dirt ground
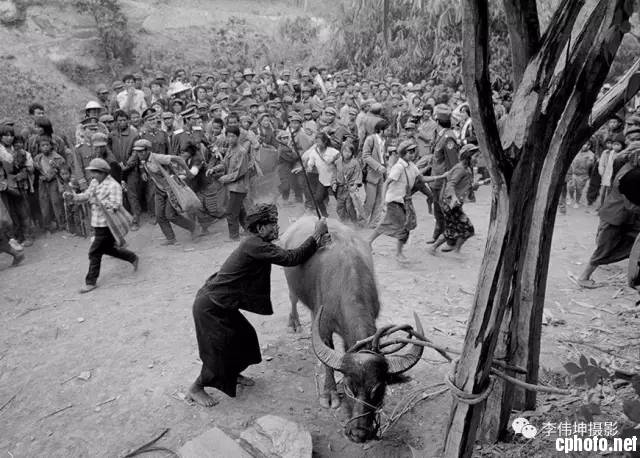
[1,185,638,458]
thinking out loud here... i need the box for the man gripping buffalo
[187,203,329,406]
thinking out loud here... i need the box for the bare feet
[186,383,218,407]
[427,246,437,256]
[237,375,255,387]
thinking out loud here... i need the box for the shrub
[73,0,135,76]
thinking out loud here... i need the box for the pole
[268,64,323,219]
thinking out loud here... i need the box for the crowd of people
[0,66,485,269]
[1,65,639,285]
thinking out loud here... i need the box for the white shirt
[117,89,148,114]
[305,145,340,186]
[385,158,419,204]
[374,134,386,165]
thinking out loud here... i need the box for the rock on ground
[179,427,252,458]
[240,415,312,458]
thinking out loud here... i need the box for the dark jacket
[201,235,318,315]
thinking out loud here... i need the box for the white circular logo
[511,417,529,434]
[522,424,538,439]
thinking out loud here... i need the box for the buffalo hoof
[288,314,301,333]
[319,391,341,409]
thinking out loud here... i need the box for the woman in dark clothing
[426,144,482,254]
[187,203,328,406]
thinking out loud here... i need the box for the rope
[445,370,496,405]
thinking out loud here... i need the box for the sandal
[568,273,602,289]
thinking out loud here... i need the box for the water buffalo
[280,216,424,442]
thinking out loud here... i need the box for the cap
[398,140,417,154]
[404,121,417,129]
[161,112,174,119]
[289,112,303,122]
[459,143,479,160]
[167,82,192,97]
[112,81,125,91]
[122,74,135,82]
[243,68,255,77]
[209,103,222,111]
[324,107,337,116]
[180,106,197,119]
[303,107,312,115]
[133,139,153,151]
[91,132,108,147]
[85,158,110,173]
[216,93,229,102]
[192,70,202,77]
[218,82,229,89]
[85,101,103,111]
[283,95,294,104]
[133,72,143,80]
[171,98,185,107]
[80,116,99,126]
[96,84,109,94]
[98,114,114,123]
[142,108,159,120]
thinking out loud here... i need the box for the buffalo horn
[386,312,425,375]
[311,305,344,371]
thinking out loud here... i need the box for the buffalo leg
[288,291,301,332]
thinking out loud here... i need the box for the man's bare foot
[237,375,255,387]
[186,383,218,407]
[427,247,437,256]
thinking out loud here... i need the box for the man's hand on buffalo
[314,217,328,236]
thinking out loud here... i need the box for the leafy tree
[73,0,134,76]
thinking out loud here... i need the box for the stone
[179,427,252,458]
[0,1,18,24]
[240,415,312,458]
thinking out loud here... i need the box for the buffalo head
[312,305,424,442]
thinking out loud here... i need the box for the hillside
[0,0,329,137]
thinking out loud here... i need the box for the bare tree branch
[500,0,585,152]
[503,0,540,89]
[532,0,586,90]
[589,57,640,131]
[544,0,633,119]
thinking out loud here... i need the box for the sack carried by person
[403,168,417,231]
[158,164,201,213]
[93,191,133,247]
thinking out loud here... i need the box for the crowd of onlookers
[0,64,631,266]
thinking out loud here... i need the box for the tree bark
[502,0,540,89]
